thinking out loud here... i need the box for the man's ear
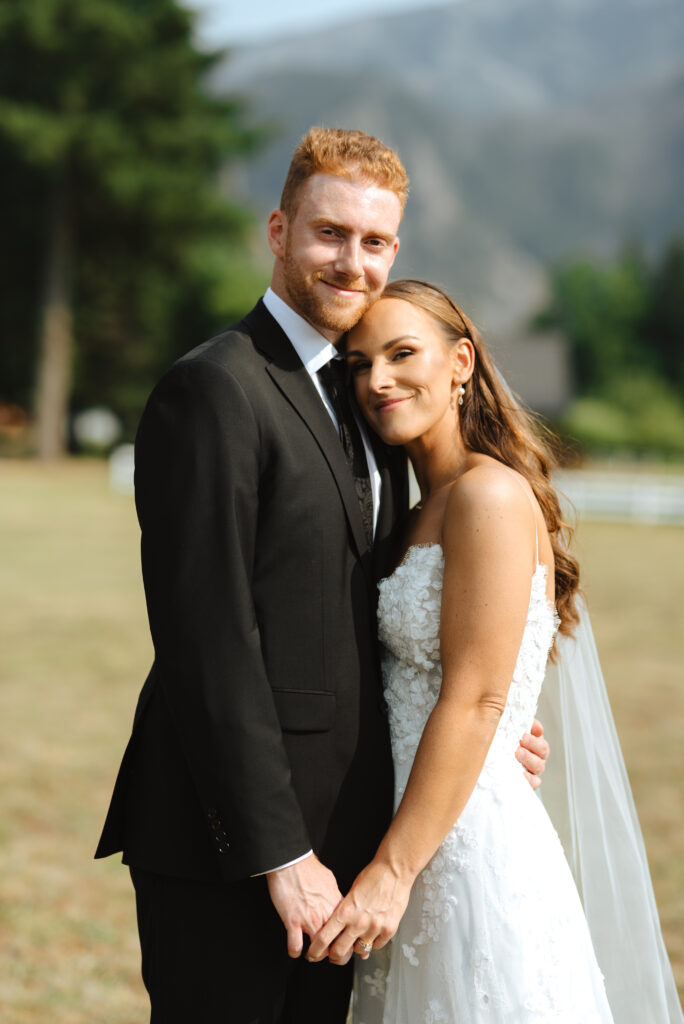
[267,209,287,258]
[389,235,400,268]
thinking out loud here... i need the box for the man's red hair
[280,127,409,216]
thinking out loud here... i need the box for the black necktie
[318,357,374,549]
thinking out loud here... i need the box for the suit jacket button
[207,807,218,820]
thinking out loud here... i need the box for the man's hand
[515,718,550,791]
[306,859,412,967]
[266,854,343,959]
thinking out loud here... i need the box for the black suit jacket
[95,301,408,889]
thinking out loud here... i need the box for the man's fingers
[530,718,545,738]
[286,924,304,959]
[516,747,546,776]
[518,730,546,789]
[522,730,550,761]
[516,729,549,778]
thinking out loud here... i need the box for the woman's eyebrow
[346,334,419,358]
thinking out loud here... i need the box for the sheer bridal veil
[505,361,682,1020]
[537,601,683,1020]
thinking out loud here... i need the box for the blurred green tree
[536,243,652,396]
[536,241,684,457]
[646,239,684,392]
[0,0,265,456]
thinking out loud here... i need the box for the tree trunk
[34,171,73,460]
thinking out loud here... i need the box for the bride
[306,279,683,1022]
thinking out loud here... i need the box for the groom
[96,127,548,1023]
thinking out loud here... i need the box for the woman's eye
[349,361,370,375]
[393,348,413,361]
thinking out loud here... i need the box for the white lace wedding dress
[352,543,614,1024]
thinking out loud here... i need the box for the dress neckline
[383,542,557,618]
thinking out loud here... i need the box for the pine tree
[0,0,261,457]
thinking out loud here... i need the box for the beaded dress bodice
[378,543,558,797]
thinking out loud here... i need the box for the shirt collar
[263,287,339,376]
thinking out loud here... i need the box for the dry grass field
[0,459,682,1022]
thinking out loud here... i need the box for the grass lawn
[0,459,682,1021]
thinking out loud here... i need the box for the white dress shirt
[252,289,382,876]
[263,288,382,535]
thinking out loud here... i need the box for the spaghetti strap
[534,512,539,563]
[500,465,539,564]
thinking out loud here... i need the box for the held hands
[278,721,550,965]
[266,854,343,958]
[515,718,550,790]
[306,859,413,967]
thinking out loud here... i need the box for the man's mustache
[314,273,371,294]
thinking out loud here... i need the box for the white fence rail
[115,451,684,525]
[408,466,684,525]
[555,470,684,525]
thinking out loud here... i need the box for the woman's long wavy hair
[381,279,580,645]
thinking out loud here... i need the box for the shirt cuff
[251,849,314,877]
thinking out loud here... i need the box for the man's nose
[334,238,363,279]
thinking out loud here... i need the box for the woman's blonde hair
[382,278,580,644]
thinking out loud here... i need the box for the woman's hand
[306,859,413,966]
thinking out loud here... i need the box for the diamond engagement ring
[356,938,373,953]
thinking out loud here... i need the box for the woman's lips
[375,397,408,412]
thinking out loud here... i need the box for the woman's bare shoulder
[447,457,531,516]
[438,459,537,566]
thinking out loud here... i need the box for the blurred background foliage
[537,241,684,458]
[0,0,268,455]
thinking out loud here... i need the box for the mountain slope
[213,0,683,375]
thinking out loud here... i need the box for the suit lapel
[243,302,373,569]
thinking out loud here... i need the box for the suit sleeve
[134,357,311,878]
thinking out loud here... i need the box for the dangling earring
[457,384,465,407]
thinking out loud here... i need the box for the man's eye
[365,238,386,249]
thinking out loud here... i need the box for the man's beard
[282,248,373,334]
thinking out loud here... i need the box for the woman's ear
[450,337,475,385]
